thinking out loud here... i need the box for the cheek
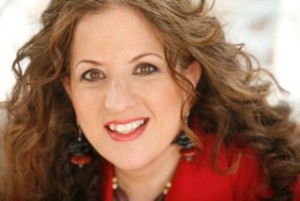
[144,81,185,122]
[152,87,184,146]
[70,88,102,125]
[157,83,184,107]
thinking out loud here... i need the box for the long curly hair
[1,0,299,200]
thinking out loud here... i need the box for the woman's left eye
[133,63,158,75]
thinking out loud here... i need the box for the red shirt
[103,130,300,200]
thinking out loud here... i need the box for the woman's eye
[81,69,105,81]
[134,63,158,75]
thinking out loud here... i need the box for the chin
[112,155,153,171]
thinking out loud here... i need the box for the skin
[63,5,200,201]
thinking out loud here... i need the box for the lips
[104,117,149,142]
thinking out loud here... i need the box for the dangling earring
[173,132,196,162]
[172,114,196,162]
[68,126,91,167]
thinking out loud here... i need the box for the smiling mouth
[105,118,149,133]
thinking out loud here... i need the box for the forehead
[70,5,164,62]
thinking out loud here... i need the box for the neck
[114,145,181,201]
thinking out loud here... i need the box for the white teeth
[108,119,145,134]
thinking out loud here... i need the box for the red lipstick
[104,118,149,142]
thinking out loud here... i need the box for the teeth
[108,119,145,134]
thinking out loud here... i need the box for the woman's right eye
[81,69,105,82]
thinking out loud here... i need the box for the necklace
[112,177,172,201]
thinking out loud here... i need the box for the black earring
[173,132,196,162]
[68,127,91,167]
[173,114,196,162]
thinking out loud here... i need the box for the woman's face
[63,5,200,171]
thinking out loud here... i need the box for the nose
[104,77,137,112]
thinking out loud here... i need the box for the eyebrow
[75,52,164,69]
[129,52,164,63]
[75,60,102,69]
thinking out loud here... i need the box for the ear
[181,61,201,88]
[61,75,72,98]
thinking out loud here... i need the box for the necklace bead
[112,177,172,201]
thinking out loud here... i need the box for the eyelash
[133,63,158,75]
[80,63,158,82]
[81,69,106,82]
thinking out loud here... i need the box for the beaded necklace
[112,177,172,201]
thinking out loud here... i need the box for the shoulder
[294,178,300,201]
[167,132,273,201]
[226,142,273,200]
[199,131,273,200]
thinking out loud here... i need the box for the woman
[0,0,299,200]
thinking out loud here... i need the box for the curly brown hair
[1,0,299,200]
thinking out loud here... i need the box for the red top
[103,124,300,200]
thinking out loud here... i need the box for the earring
[173,132,196,162]
[173,114,196,162]
[68,126,91,167]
